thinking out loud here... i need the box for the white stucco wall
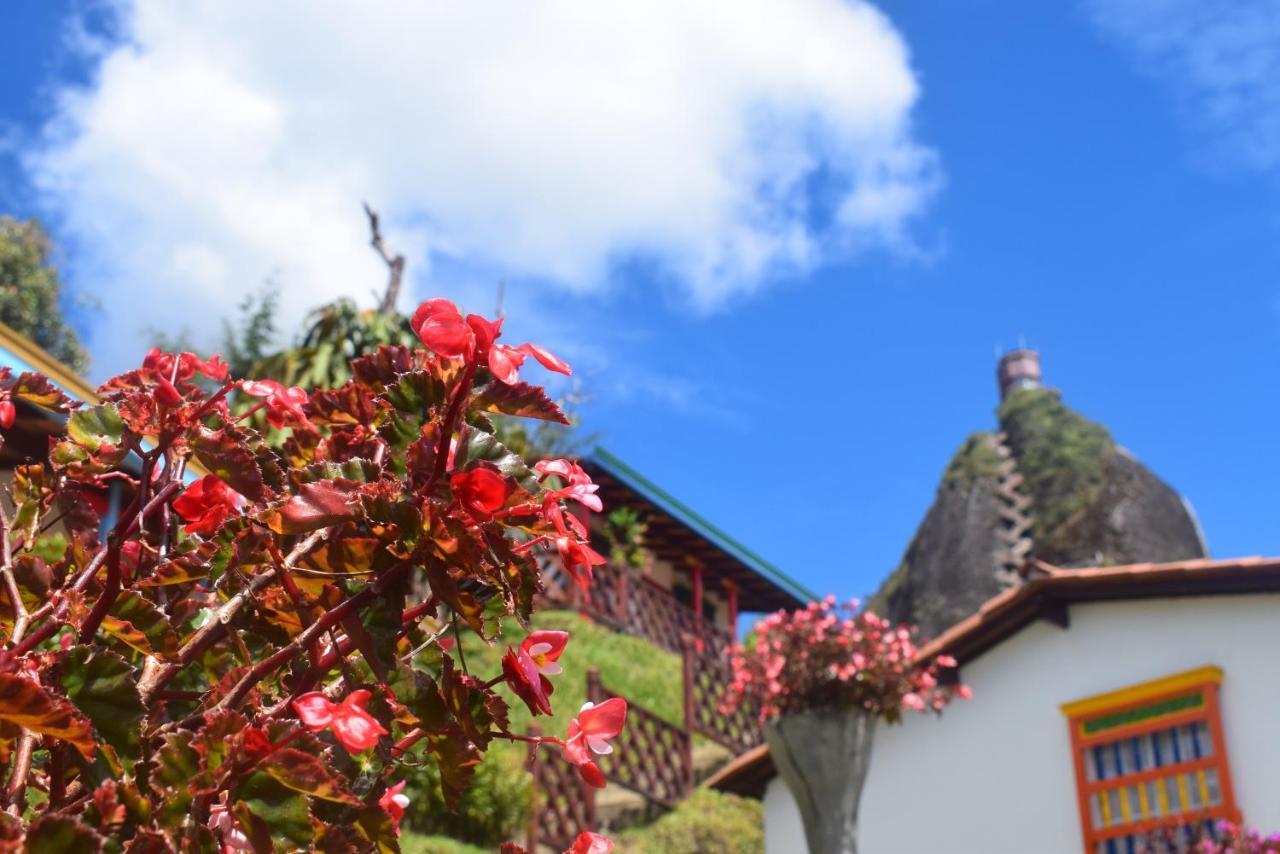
[762,594,1280,854]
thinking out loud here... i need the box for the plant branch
[364,203,405,316]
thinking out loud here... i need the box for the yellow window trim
[0,321,99,403]
[1059,665,1223,719]
[0,321,210,479]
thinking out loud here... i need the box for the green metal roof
[591,447,817,604]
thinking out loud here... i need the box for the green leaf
[67,404,126,451]
[101,592,180,659]
[61,648,145,763]
[473,381,569,424]
[191,427,265,501]
[233,771,314,851]
[258,748,359,805]
[150,731,204,827]
[0,673,95,759]
[24,815,104,853]
[427,733,482,811]
[458,426,537,491]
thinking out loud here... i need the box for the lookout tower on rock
[872,350,1207,638]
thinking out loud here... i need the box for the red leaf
[0,674,95,760]
[276,480,358,534]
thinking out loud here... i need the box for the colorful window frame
[1060,666,1240,854]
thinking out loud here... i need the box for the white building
[709,556,1280,853]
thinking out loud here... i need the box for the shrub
[0,296,628,851]
[614,789,763,854]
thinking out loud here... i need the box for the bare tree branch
[364,202,406,315]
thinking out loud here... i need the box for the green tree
[0,217,88,372]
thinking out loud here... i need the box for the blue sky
[3,0,1280,609]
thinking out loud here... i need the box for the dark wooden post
[586,667,603,705]
[690,561,704,636]
[681,633,696,737]
[680,633,698,795]
[525,724,542,853]
[615,564,630,629]
[724,580,739,634]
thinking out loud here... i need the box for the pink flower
[563,698,627,788]
[0,399,14,430]
[241,379,310,429]
[522,630,568,676]
[209,794,252,852]
[554,536,607,588]
[450,467,510,520]
[173,475,247,536]
[292,689,389,753]
[379,781,410,835]
[957,685,973,700]
[535,459,603,513]
[935,654,957,668]
[566,832,614,854]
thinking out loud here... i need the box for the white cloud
[26,0,938,375]
[1086,0,1280,169]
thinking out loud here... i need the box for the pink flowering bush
[723,596,969,723]
[1136,822,1280,854]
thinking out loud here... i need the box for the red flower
[291,689,389,753]
[410,298,572,384]
[563,698,627,788]
[450,467,510,519]
[412,298,475,360]
[566,832,614,854]
[241,379,310,429]
[502,646,553,716]
[502,630,569,716]
[379,781,410,835]
[172,475,247,536]
[0,400,13,430]
[555,536,607,588]
[142,348,230,384]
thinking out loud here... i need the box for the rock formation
[872,351,1206,638]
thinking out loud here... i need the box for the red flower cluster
[534,459,606,586]
[142,347,229,407]
[724,596,970,723]
[412,298,572,384]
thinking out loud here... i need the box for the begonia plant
[0,297,621,852]
[723,596,969,723]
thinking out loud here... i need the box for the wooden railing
[587,669,692,806]
[682,633,763,754]
[544,560,732,655]
[526,724,597,853]
[529,564,761,845]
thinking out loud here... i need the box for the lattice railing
[682,633,763,754]
[526,725,597,853]
[586,669,692,806]
[544,560,731,656]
